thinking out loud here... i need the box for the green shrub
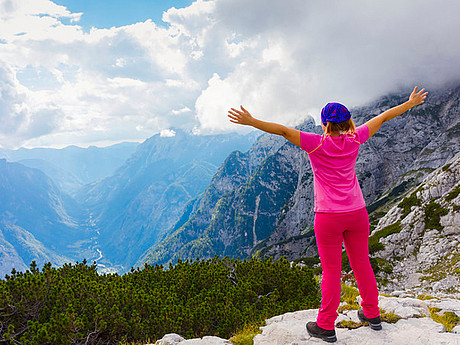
[368,221,402,254]
[0,257,320,344]
[445,185,460,202]
[398,192,421,219]
[340,284,359,305]
[424,201,448,230]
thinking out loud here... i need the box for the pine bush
[0,256,320,344]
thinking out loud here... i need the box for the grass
[336,320,364,329]
[340,284,360,305]
[398,192,421,219]
[338,303,360,313]
[228,322,263,345]
[445,185,460,201]
[428,307,460,332]
[417,294,438,301]
[424,201,449,230]
[380,309,402,323]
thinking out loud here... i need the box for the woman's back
[300,124,370,213]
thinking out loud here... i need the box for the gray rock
[153,334,232,345]
[370,152,460,297]
[378,296,429,318]
[254,307,460,345]
[154,333,185,345]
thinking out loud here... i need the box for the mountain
[0,142,139,195]
[136,118,319,267]
[76,130,257,271]
[0,160,95,276]
[138,84,460,268]
[16,158,84,195]
[257,84,459,260]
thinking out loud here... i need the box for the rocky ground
[370,152,460,298]
[153,292,460,345]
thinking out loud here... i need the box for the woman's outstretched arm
[228,106,301,147]
[365,86,428,138]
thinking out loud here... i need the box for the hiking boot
[306,321,337,343]
[357,309,382,330]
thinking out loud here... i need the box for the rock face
[369,152,460,297]
[140,84,460,267]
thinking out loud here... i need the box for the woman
[227,86,428,343]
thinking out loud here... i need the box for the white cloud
[160,129,176,137]
[1,0,460,148]
[194,0,460,131]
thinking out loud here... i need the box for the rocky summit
[152,294,460,345]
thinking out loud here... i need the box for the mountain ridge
[138,84,460,273]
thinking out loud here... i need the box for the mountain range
[0,142,139,195]
[0,83,459,289]
[137,84,460,296]
[0,131,257,276]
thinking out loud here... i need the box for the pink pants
[314,207,380,330]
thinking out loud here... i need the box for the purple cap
[321,103,351,126]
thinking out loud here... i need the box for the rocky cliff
[259,84,460,260]
[368,152,460,297]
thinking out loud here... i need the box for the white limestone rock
[370,153,460,297]
[377,296,429,318]
[254,308,460,345]
[153,334,231,345]
[154,333,185,345]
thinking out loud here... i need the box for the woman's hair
[325,118,356,135]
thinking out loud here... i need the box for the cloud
[194,0,460,131]
[0,64,62,147]
[1,0,460,148]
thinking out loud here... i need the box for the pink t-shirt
[300,124,370,213]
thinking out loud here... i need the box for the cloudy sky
[1,0,459,148]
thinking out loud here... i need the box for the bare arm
[365,86,428,138]
[228,106,301,147]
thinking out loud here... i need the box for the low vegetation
[398,192,421,219]
[424,201,449,230]
[0,257,320,344]
[428,307,460,332]
[368,221,402,254]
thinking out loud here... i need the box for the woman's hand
[408,86,428,107]
[228,106,255,126]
